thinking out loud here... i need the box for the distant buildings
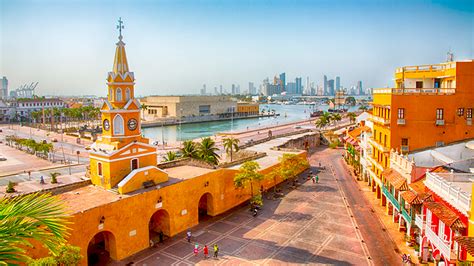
[1,77,8,99]
[327,79,335,96]
[279,73,286,92]
[261,78,281,96]
[200,84,207,95]
[335,76,341,91]
[248,82,256,95]
[323,75,328,95]
[357,80,364,95]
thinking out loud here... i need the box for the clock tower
[89,18,168,192]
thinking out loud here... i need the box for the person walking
[315,175,319,183]
[213,244,219,259]
[193,243,199,256]
[311,175,315,184]
[186,230,192,243]
[203,245,209,259]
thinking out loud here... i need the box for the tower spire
[117,17,124,41]
[112,17,129,74]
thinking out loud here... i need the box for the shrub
[6,181,15,193]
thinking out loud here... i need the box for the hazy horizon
[1,0,473,97]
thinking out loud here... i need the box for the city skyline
[1,0,473,96]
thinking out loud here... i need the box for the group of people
[307,171,319,184]
[187,230,219,259]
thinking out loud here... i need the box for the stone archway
[198,192,214,222]
[148,209,171,244]
[87,231,117,266]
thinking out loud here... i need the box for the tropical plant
[49,172,60,184]
[197,137,220,165]
[250,194,263,207]
[140,104,148,120]
[234,161,264,199]
[278,153,310,183]
[359,105,368,111]
[315,116,329,129]
[223,137,239,162]
[0,193,70,264]
[162,151,179,162]
[346,112,357,123]
[180,140,197,159]
[331,113,342,125]
[28,244,82,266]
[6,181,15,193]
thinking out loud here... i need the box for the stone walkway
[115,156,372,265]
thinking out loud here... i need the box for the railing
[397,119,405,125]
[366,155,384,172]
[401,208,412,224]
[425,172,472,215]
[382,185,400,210]
[368,137,390,153]
[395,63,456,73]
[425,224,451,261]
[436,119,445,126]
[415,214,425,232]
[373,87,456,95]
[369,114,390,126]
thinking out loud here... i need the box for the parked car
[51,138,58,142]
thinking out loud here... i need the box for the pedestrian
[193,243,199,256]
[315,175,319,183]
[40,175,45,184]
[28,171,31,180]
[203,245,209,259]
[186,230,192,243]
[213,244,219,259]
[311,175,315,184]
[159,231,164,243]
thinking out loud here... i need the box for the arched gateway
[87,231,117,266]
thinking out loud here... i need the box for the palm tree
[359,105,368,111]
[346,112,357,123]
[140,104,148,121]
[180,140,197,159]
[331,113,342,125]
[223,137,239,162]
[162,151,179,162]
[0,193,70,264]
[315,116,329,129]
[49,172,61,184]
[197,137,220,165]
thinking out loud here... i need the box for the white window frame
[116,88,122,101]
[110,88,114,101]
[426,209,432,226]
[125,88,130,101]
[113,114,125,135]
[438,220,445,239]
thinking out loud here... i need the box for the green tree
[6,181,15,193]
[331,113,342,125]
[278,153,309,183]
[140,104,148,120]
[346,112,357,123]
[162,151,179,162]
[180,140,197,159]
[223,137,239,162]
[49,172,61,184]
[315,116,329,129]
[29,244,83,266]
[359,105,368,111]
[234,161,264,199]
[0,193,70,264]
[197,137,220,165]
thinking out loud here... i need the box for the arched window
[125,88,131,101]
[116,88,122,101]
[109,88,114,101]
[113,114,124,135]
[97,162,102,176]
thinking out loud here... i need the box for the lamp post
[161,120,165,150]
[231,106,234,132]
[179,108,183,142]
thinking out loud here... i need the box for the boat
[327,108,348,113]
[310,110,324,117]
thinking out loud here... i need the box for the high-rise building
[214,87,218,95]
[262,78,280,96]
[236,85,241,95]
[231,84,236,95]
[323,75,328,95]
[219,85,223,95]
[335,76,341,91]
[200,84,207,95]
[357,80,363,95]
[1,77,8,99]
[295,77,302,95]
[249,82,256,95]
[279,73,286,92]
[327,79,335,96]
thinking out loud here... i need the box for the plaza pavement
[113,149,375,266]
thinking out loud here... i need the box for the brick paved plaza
[115,151,373,266]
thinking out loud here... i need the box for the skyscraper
[328,79,335,96]
[1,77,8,99]
[306,77,310,95]
[231,84,236,95]
[201,84,207,95]
[219,85,223,95]
[295,77,302,95]
[249,82,256,95]
[279,73,286,92]
[323,75,328,95]
[357,80,363,95]
[335,76,341,91]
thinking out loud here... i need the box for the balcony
[368,137,390,153]
[395,63,456,74]
[425,224,452,261]
[415,214,425,232]
[436,119,445,126]
[368,168,382,187]
[401,208,412,224]
[424,172,472,215]
[370,114,390,126]
[397,119,406,125]
[373,87,456,95]
[382,185,400,210]
[366,155,384,172]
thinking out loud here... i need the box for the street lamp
[179,108,183,142]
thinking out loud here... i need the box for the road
[315,147,401,265]
[0,164,86,186]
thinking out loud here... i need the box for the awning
[342,136,350,142]
[400,190,422,205]
[382,169,409,190]
[454,236,474,257]
[424,202,466,230]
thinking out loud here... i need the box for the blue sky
[1,0,473,96]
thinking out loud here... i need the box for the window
[379,132,382,142]
[467,108,473,119]
[131,158,138,170]
[457,108,464,116]
[416,81,423,88]
[97,162,102,176]
[438,221,445,238]
[384,135,387,146]
[116,88,122,101]
[436,108,444,120]
[199,105,211,114]
[434,78,441,89]
[113,114,124,135]
[398,108,405,119]
[110,88,114,101]
[125,88,130,101]
[401,138,408,146]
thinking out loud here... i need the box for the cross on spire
[117,17,124,40]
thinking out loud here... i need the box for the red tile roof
[400,190,423,205]
[424,202,466,229]
[454,236,474,257]
[382,169,408,190]
[408,178,432,201]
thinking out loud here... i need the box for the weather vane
[117,17,124,39]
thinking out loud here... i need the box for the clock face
[128,118,138,131]
[103,119,110,131]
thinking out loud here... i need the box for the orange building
[236,102,259,116]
